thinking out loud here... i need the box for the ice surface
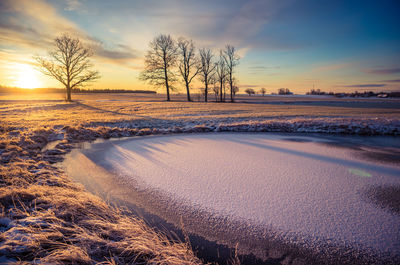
[81,133,400,257]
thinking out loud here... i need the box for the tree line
[36,34,240,102]
[140,34,240,102]
[244,87,292,96]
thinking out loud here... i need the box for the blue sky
[0,0,399,93]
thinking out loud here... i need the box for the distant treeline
[0,85,61,93]
[307,88,400,98]
[71,88,156,94]
[0,85,156,94]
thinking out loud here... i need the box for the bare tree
[212,86,219,101]
[215,51,227,102]
[233,86,239,96]
[36,34,100,101]
[177,38,200,102]
[260,87,266,96]
[245,88,255,96]
[223,45,240,102]
[278,88,292,95]
[140,34,177,101]
[199,48,216,102]
[210,76,219,101]
[232,77,239,96]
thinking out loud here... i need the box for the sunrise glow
[12,64,42,89]
[0,0,399,93]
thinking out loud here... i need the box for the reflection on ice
[348,168,372,178]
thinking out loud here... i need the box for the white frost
[101,133,400,256]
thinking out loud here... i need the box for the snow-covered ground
[65,133,400,263]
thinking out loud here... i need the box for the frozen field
[64,133,400,263]
[2,93,400,264]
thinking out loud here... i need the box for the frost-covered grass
[0,132,201,264]
[0,93,399,264]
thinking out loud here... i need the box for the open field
[1,93,400,264]
[1,93,400,128]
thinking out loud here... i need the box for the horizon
[1,84,399,96]
[1,0,400,93]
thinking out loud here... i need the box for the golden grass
[1,93,399,264]
[0,183,203,264]
[0,95,209,264]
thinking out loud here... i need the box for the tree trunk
[230,85,233,102]
[219,81,223,102]
[66,85,71,102]
[186,82,191,101]
[223,84,226,101]
[66,67,71,101]
[164,66,170,101]
[167,85,171,101]
[166,82,170,101]
[204,80,208,102]
[230,76,234,102]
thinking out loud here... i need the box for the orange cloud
[0,0,140,69]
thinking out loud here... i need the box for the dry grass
[0,94,210,264]
[0,184,203,264]
[1,93,399,130]
[0,172,202,264]
[1,93,399,264]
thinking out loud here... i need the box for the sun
[14,64,42,89]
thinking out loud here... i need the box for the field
[1,92,400,264]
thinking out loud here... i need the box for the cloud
[303,78,320,81]
[238,84,260,88]
[381,79,400,83]
[342,84,386,88]
[221,0,297,49]
[366,68,400,74]
[0,0,77,49]
[65,0,82,11]
[0,0,299,63]
[248,66,281,70]
[248,72,280,76]
[96,48,137,60]
[0,0,140,68]
[88,39,140,63]
[0,50,37,67]
[111,0,296,51]
[247,65,281,75]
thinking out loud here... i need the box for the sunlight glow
[13,64,42,89]
[348,168,372,178]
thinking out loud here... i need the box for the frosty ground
[65,132,400,265]
[1,92,400,264]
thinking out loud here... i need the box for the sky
[0,0,399,94]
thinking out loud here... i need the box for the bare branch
[35,34,100,101]
[223,44,240,102]
[215,50,228,102]
[70,70,100,89]
[177,38,200,101]
[139,34,178,101]
[199,48,216,102]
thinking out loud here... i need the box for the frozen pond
[63,133,400,264]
